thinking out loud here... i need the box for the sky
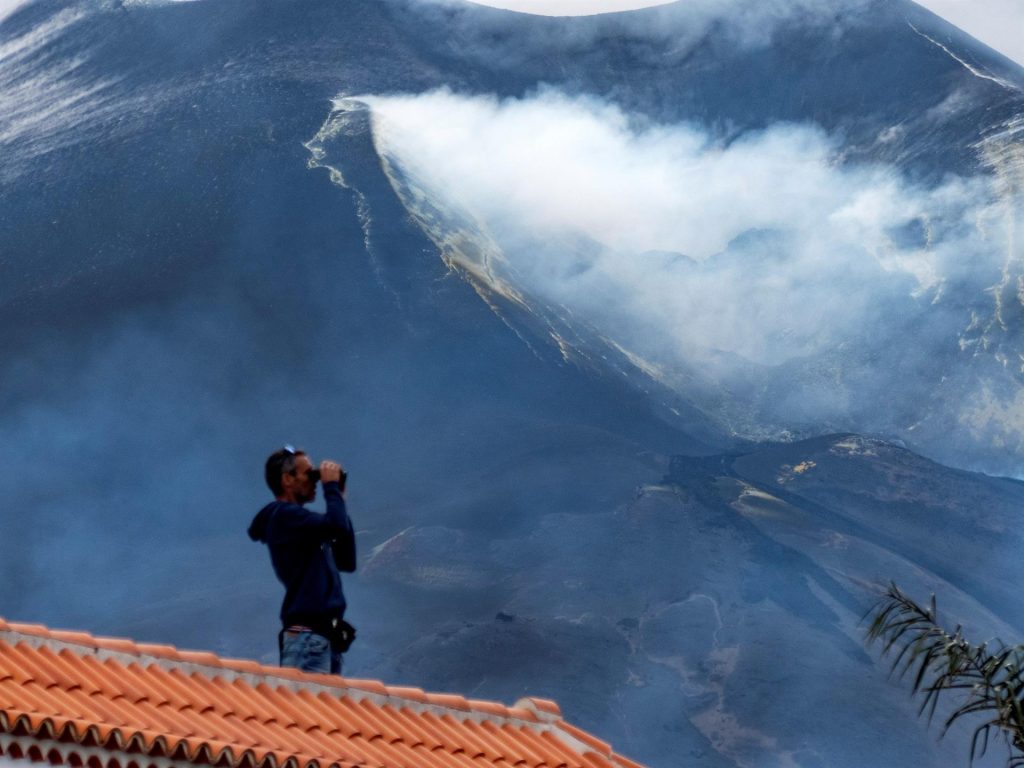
[466,0,1024,66]
[0,0,1020,64]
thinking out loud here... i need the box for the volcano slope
[1,0,1023,766]
[360,433,1024,767]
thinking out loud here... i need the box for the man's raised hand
[319,460,343,484]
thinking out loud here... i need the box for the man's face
[287,454,317,504]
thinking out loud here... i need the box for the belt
[284,618,339,635]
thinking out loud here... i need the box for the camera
[307,468,347,487]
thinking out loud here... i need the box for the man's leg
[330,649,343,676]
[280,630,332,674]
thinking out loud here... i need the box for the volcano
[2,0,1023,765]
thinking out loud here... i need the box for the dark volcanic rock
[352,433,1024,766]
[2,1,1023,766]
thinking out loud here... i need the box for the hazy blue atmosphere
[463,0,1024,66]
[2,0,1023,765]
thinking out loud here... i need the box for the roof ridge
[0,617,647,768]
[0,619,556,730]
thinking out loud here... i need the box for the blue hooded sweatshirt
[248,481,356,632]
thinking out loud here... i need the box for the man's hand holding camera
[319,460,342,482]
[306,460,347,493]
[319,460,345,490]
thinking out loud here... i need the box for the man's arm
[268,500,350,541]
[325,481,357,572]
[270,460,354,543]
[321,460,356,572]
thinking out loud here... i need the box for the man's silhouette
[248,446,356,674]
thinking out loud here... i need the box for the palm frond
[865,583,1024,767]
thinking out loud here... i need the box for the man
[248,446,356,674]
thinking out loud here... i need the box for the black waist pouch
[328,619,357,653]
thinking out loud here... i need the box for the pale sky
[0,0,1020,65]
[469,0,1024,66]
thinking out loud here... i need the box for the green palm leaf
[865,583,1024,767]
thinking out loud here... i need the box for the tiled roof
[0,618,643,768]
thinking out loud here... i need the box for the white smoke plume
[356,88,1017,457]
[365,89,1001,364]
[401,0,874,68]
[0,0,32,25]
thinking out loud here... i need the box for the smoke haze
[361,88,1016,456]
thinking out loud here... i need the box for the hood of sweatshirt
[248,501,278,543]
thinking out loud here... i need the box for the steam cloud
[360,88,1014,454]
[401,0,874,71]
[0,0,31,25]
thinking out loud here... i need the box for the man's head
[265,446,317,504]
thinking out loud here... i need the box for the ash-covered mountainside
[2,0,1023,766]
[4,0,1024,471]
[360,433,1024,767]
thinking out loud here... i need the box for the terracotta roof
[0,618,644,768]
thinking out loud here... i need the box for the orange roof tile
[0,619,645,768]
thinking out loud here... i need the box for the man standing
[248,446,356,675]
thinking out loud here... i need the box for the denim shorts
[280,629,343,675]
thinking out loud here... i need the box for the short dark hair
[265,447,306,496]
